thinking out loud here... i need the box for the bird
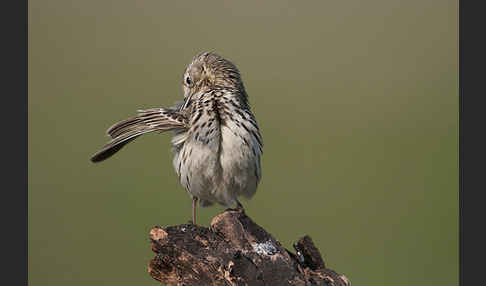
[90,52,263,225]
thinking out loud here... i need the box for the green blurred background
[29,1,458,285]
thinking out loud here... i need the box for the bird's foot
[226,200,245,214]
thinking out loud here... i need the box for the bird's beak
[180,90,193,111]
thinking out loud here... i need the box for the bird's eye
[185,76,192,85]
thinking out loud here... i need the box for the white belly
[172,124,260,207]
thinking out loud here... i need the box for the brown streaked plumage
[91,52,263,224]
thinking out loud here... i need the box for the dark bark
[148,208,351,286]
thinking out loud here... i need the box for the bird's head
[181,52,245,103]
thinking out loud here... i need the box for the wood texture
[148,208,351,286]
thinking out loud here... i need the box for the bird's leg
[235,199,245,213]
[192,197,198,225]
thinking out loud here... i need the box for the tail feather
[90,107,188,163]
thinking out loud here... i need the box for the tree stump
[148,208,351,286]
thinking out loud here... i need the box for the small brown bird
[91,52,263,224]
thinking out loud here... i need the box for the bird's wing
[90,106,188,163]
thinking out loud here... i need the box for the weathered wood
[148,208,351,286]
